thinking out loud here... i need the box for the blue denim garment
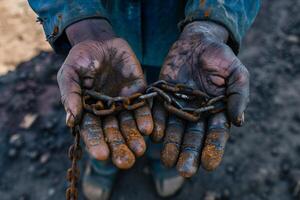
[28,0,260,67]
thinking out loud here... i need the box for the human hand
[152,21,249,177]
[57,19,153,169]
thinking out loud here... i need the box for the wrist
[180,21,229,43]
[66,18,116,46]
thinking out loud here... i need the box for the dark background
[0,0,300,199]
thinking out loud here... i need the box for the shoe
[150,159,185,197]
[82,159,118,200]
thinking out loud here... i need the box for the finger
[201,112,230,171]
[161,115,185,167]
[134,105,153,136]
[57,63,82,127]
[80,113,109,160]
[227,60,249,126]
[119,111,146,157]
[151,100,167,142]
[176,120,205,178]
[103,116,135,169]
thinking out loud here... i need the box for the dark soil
[0,1,300,199]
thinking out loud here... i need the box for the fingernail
[66,112,75,127]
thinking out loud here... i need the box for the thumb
[57,62,82,128]
[226,60,250,126]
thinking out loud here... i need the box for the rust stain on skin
[80,113,109,160]
[161,117,185,167]
[161,143,180,167]
[103,116,135,169]
[201,131,229,171]
[134,105,153,135]
[119,111,146,157]
[177,151,198,178]
[151,100,166,142]
[104,127,135,169]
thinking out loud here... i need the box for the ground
[0,0,300,200]
[0,0,50,75]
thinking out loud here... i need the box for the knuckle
[110,38,130,50]
[239,68,250,84]
[241,65,250,77]
[207,41,230,54]
[232,62,250,85]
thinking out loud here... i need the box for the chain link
[66,125,82,200]
[82,89,157,116]
[147,80,226,122]
[82,81,225,121]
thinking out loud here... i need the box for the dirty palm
[58,36,152,169]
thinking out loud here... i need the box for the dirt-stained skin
[103,116,135,169]
[57,19,153,169]
[119,111,146,157]
[176,120,205,177]
[151,100,167,142]
[161,115,185,167]
[80,113,109,160]
[154,21,250,177]
[201,132,228,171]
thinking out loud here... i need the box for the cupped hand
[57,19,153,169]
[151,21,249,177]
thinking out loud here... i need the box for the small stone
[48,188,55,196]
[19,114,38,129]
[39,152,50,164]
[286,35,299,43]
[9,133,23,148]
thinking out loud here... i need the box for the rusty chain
[147,80,226,122]
[82,89,157,116]
[65,80,225,199]
[66,125,82,200]
[82,80,225,122]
